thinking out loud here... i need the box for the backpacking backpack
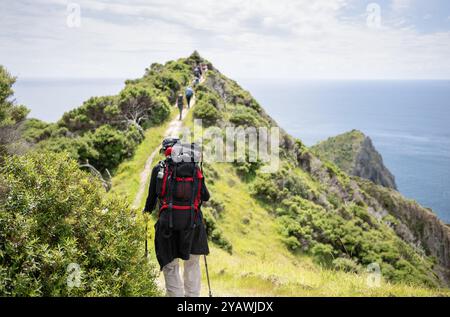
[185,87,194,97]
[156,142,204,229]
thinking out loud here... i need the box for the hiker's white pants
[162,255,201,297]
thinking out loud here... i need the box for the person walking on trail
[194,66,201,81]
[176,93,184,120]
[143,138,210,297]
[185,86,194,109]
[193,76,200,86]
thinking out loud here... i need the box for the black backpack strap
[167,164,177,229]
[189,164,201,229]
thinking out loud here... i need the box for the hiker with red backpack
[144,138,210,297]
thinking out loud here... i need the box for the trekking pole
[203,254,212,297]
[143,212,148,259]
[145,222,148,258]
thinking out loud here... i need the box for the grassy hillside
[109,53,450,296]
[200,162,448,296]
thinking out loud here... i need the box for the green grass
[194,162,450,297]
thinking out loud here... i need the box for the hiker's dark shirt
[177,96,184,110]
[143,162,210,270]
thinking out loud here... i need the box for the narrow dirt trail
[131,93,198,209]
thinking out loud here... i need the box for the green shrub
[86,125,136,172]
[37,136,98,164]
[21,119,55,143]
[233,151,262,180]
[282,236,301,251]
[193,101,221,125]
[332,257,361,273]
[252,174,279,202]
[0,151,159,296]
[311,243,335,266]
[251,166,311,203]
[229,105,260,126]
[60,96,118,133]
[146,97,171,126]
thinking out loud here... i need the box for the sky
[1,0,450,80]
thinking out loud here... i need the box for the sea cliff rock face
[357,179,450,283]
[312,130,397,189]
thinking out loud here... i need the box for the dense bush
[233,151,262,180]
[21,119,56,143]
[0,151,160,296]
[275,195,438,286]
[229,105,260,127]
[143,96,171,127]
[118,85,170,127]
[36,124,142,173]
[193,101,221,125]
[332,257,361,273]
[37,135,97,163]
[252,166,313,202]
[60,96,118,133]
[85,125,142,172]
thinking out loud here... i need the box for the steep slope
[192,60,450,289]
[311,130,397,189]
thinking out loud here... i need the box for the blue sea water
[14,78,126,122]
[13,78,450,223]
[238,79,450,224]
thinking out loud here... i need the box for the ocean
[239,79,450,224]
[14,78,126,123]
[13,78,450,223]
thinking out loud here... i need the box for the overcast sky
[1,0,450,80]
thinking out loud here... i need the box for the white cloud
[0,0,449,79]
[391,0,412,12]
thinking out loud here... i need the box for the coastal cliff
[312,130,397,189]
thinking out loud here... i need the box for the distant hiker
[144,138,210,297]
[176,93,184,120]
[185,86,194,109]
[201,63,208,74]
[194,66,201,80]
[193,77,200,86]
